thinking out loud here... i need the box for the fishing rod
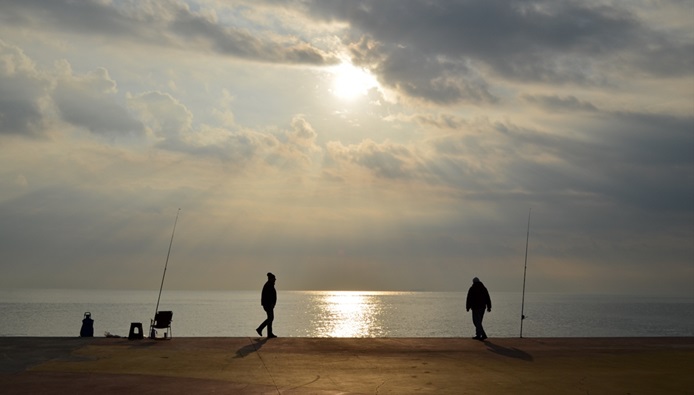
[150,208,180,338]
[520,208,531,338]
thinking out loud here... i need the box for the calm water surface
[0,289,692,338]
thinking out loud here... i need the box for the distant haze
[0,1,692,296]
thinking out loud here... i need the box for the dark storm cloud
[297,0,692,103]
[366,41,496,104]
[341,106,694,216]
[486,111,694,212]
[631,41,694,77]
[0,0,334,65]
[595,112,694,211]
[607,112,694,167]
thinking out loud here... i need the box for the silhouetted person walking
[256,272,277,338]
[466,277,491,340]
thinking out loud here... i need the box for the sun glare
[317,291,382,337]
[330,62,379,100]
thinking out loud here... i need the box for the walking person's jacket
[261,281,276,308]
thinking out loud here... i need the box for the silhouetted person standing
[256,272,277,338]
[466,277,491,340]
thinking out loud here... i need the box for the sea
[0,289,692,338]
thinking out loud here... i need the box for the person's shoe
[268,334,278,338]
[472,336,481,340]
[256,328,262,337]
[480,335,488,341]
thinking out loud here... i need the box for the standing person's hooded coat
[466,279,491,311]
[466,277,492,340]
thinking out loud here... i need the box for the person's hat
[472,277,480,283]
[267,272,276,279]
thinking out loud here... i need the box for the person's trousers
[258,306,274,336]
[472,308,487,338]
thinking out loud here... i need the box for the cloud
[53,63,144,137]
[483,111,694,213]
[168,5,333,64]
[300,0,693,103]
[128,91,192,141]
[326,139,416,180]
[0,38,323,170]
[0,0,336,65]
[128,91,324,172]
[522,94,598,112]
[328,105,694,218]
[376,41,495,105]
[0,40,144,138]
[268,115,323,169]
[0,2,692,295]
[0,40,49,136]
[407,113,469,131]
[128,90,277,164]
[287,115,318,147]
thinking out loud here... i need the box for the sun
[330,62,380,100]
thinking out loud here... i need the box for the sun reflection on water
[311,291,386,337]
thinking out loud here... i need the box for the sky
[0,0,692,295]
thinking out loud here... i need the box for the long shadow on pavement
[485,341,534,361]
[234,338,268,358]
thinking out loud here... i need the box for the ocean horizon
[0,289,692,338]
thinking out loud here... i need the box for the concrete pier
[1,337,692,394]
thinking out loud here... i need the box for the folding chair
[150,311,173,339]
